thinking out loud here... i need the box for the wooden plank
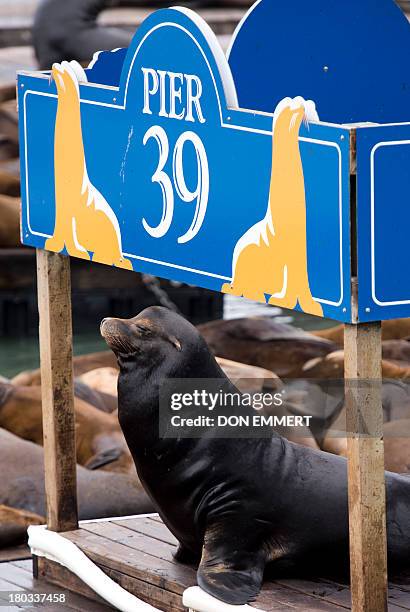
[0,561,37,589]
[274,578,351,609]
[62,528,196,595]
[0,544,30,563]
[39,555,183,612]
[9,559,32,572]
[344,322,387,612]
[37,557,114,611]
[253,583,347,611]
[68,522,349,611]
[36,250,78,532]
[82,521,178,561]
[102,564,185,612]
[113,516,178,545]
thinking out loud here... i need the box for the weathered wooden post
[345,322,387,611]
[37,250,78,532]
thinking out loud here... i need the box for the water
[0,295,336,380]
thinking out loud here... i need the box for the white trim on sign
[225,0,263,60]
[370,139,410,306]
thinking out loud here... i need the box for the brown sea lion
[0,195,20,248]
[0,505,44,548]
[321,384,410,467]
[102,306,410,605]
[0,429,153,547]
[313,319,410,347]
[303,350,410,380]
[214,357,280,393]
[74,378,117,413]
[0,382,132,472]
[0,170,20,197]
[382,340,410,365]
[78,367,119,401]
[383,419,410,474]
[198,317,336,378]
[11,350,117,387]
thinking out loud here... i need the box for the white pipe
[28,525,160,612]
[28,525,266,611]
[183,587,264,611]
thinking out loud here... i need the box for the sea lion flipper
[197,555,264,605]
[197,530,265,605]
[173,544,200,565]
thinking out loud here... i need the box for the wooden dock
[33,515,410,611]
[0,559,112,611]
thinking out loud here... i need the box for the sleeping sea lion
[0,505,44,548]
[198,316,336,377]
[0,428,153,547]
[303,350,410,380]
[102,306,410,605]
[0,170,20,197]
[313,319,410,347]
[11,350,117,387]
[0,382,131,472]
[78,367,119,403]
[74,378,117,413]
[0,195,20,248]
[33,0,132,70]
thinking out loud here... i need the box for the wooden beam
[344,322,387,612]
[36,249,78,532]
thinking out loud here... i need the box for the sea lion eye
[134,323,153,336]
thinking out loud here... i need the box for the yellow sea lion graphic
[45,60,132,270]
[222,96,323,317]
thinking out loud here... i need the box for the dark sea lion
[0,428,153,547]
[33,0,132,70]
[102,306,410,605]
[33,0,248,70]
[198,317,336,378]
[0,382,131,472]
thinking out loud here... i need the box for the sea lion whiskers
[101,315,183,356]
[100,317,139,355]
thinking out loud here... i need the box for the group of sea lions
[4,307,410,605]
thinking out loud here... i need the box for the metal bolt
[366,308,371,313]
[323,66,329,72]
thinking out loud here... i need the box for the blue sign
[18,7,351,322]
[357,124,410,322]
[228,0,410,125]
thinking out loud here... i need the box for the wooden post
[345,322,387,612]
[37,249,78,532]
